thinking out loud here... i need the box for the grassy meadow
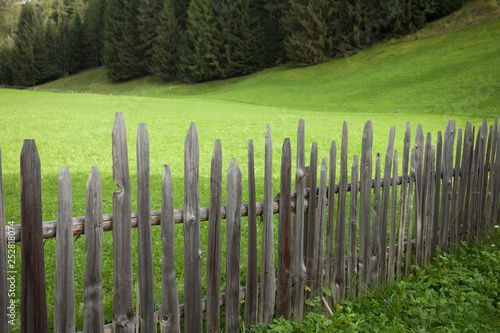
[1,2,499,331]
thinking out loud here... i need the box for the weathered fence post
[334,121,348,302]
[292,120,306,321]
[405,149,416,277]
[20,139,48,333]
[207,141,222,333]
[0,148,10,333]
[397,123,411,280]
[277,139,292,319]
[314,157,327,298]
[183,122,203,332]
[431,131,442,257]
[458,124,473,242]
[112,112,134,332]
[54,166,75,333]
[259,124,275,324]
[160,165,180,333]
[387,150,398,283]
[83,166,104,333]
[421,133,432,263]
[347,155,358,298]
[245,139,258,327]
[450,129,462,249]
[306,142,318,299]
[439,120,456,250]
[369,153,381,287]
[136,123,155,332]
[424,146,436,264]
[225,158,242,332]
[325,140,336,303]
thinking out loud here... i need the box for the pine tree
[67,12,84,74]
[83,0,103,69]
[260,0,286,66]
[137,0,162,73]
[0,45,14,85]
[12,2,48,86]
[43,20,62,81]
[102,0,145,81]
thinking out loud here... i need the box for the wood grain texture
[306,142,318,298]
[244,140,258,327]
[413,125,424,267]
[292,120,306,321]
[334,122,348,302]
[420,133,432,264]
[325,141,336,302]
[369,153,381,287]
[225,158,242,332]
[387,150,398,283]
[314,157,327,298]
[83,166,104,333]
[0,148,10,333]
[160,165,180,333]
[259,124,275,324]
[431,132,442,258]
[458,123,473,242]
[397,123,411,280]
[20,139,48,333]
[380,127,395,283]
[449,129,462,249]
[347,155,358,298]
[136,123,155,332]
[183,122,203,332]
[405,149,416,277]
[111,112,134,333]
[424,146,436,264]
[54,166,75,333]
[439,120,455,250]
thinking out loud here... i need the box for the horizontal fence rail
[1,113,500,332]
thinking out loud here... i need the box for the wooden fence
[1,112,500,332]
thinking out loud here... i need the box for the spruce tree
[12,2,47,86]
[102,0,144,81]
[43,21,62,81]
[137,0,162,73]
[67,12,84,74]
[83,0,103,69]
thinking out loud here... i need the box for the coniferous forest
[0,0,465,86]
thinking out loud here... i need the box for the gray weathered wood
[160,165,180,333]
[183,122,203,332]
[277,139,292,319]
[325,140,336,302]
[111,112,134,333]
[424,146,436,264]
[244,139,258,327]
[420,133,431,264]
[347,155,358,298]
[306,142,318,298]
[369,153,381,287]
[83,166,104,333]
[449,129,462,249]
[431,131,442,258]
[405,149,416,277]
[0,148,10,333]
[387,150,398,283]
[485,118,498,230]
[476,121,488,239]
[259,124,275,324]
[492,125,500,227]
[292,119,306,321]
[359,120,373,294]
[439,120,456,250]
[136,123,155,333]
[484,123,496,232]
[380,127,395,283]
[334,121,348,302]
[303,166,311,266]
[314,157,327,298]
[54,166,75,333]
[206,140,222,333]
[413,125,424,267]
[20,139,48,333]
[458,123,473,242]
[225,157,242,332]
[397,123,411,280]
[488,118,499,230]
[464,127,477,242]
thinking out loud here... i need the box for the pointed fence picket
[2,114,499,333]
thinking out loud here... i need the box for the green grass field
[1,2,499,331]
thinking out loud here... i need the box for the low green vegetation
[250,229,500,332]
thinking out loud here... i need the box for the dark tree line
[0,0,463,86]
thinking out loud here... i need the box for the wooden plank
[314,157,327,299]
[424,146,436,264]
[259,124,275,324]
[277,139,292,319]
[306,142,318,298]
[464,127,477,242]
[405,149,416,277]
[419,133,431,264]
[292,119,306,321]
[136,123,155,332]
[449,129,462,250]
[468,127,481,242]
[160,165,180,333]
[206,140,222,333]
[481,125,492,235]
[302,165,311,266]
[380,127,395,284]
[413,125,424,267]
[458,123,473,242]
[369,153,381,287]
[476,121,488,239]
[0,148,10,333]
[111,112,134,333]
[334,121,348,302]
[225,158,242,333]
[20,139,48,333]
[244,139,258,327]
[397,123,411,280]
[325,140,336,301]
[347,154,358,298]
[484,122,497,232]
[431,131,442,258]
[83,166,104,333]
[439,120,456,250]
[387,150,398,283]
[183,122,203,332]
[492,124,500,227]
[359,120,373,294]
[54,166,75,333]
